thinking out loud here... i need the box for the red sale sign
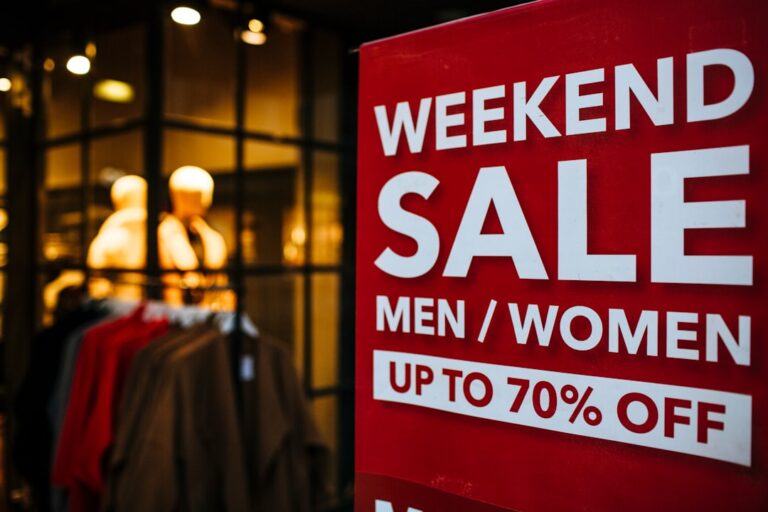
[356,0,768,510]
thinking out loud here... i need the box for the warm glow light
[85,42,97,58]
[248,18,264,33]
[43,58,55,71]
[171,6,201,25]
[66,55,91,75]
[241,30,267,46]
[283,243,300,263]
[291,226,307,245]
[94,79,135,103]
[0,78,10,92]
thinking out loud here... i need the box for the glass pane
[165,11,236,127]
[91,25,145,127]
[312,273,340,388]
[243,141,303,266]
[312,151,342,264]
[44,54,83,138]
[163,130,236,262]
[91,131,143,180]
[245,14,301,137]
[39,269,86,327]
[89,131,144,248]
[164,129,235,176]
[311,396,338,495]
[243,274,305,374]
[312,29,341,142]
[88,269,147,302]
[44,145,83,263]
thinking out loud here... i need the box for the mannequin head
[168,165,215,221]
[111,175,147,210]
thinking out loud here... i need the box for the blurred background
[0,1,528,510]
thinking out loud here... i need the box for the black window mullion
[300,27,315,397]
[233,25,247,407]
[80,74,92,278]
[144,11,164,299]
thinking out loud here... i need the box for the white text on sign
[373,350,752,465]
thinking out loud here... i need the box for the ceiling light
[248,18,264,33]
[94,79,135,103]
[66,55,91,75]
[171,6,201,26]
[241,30,267,46]
[0,78,10,92]
[85,42,97,58]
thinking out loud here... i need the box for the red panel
[356,0,768,510]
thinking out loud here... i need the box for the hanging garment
[49,314,118,512]
[52,306,168,512]
[12,304,107,511]
[241,334,330,512]
[105,326,250,512]
[76,317,168,493]
[107,325,207,472]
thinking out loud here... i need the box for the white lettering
[615,57,674,129]
[435,92,467,150]
[375,172,440,278]
[374,98,432,156]
[651,145,751,285]
[687,49,754,122]
[376,295,411,333]
[444,166,547,278]
[558,159,637,281]
[513,76,560,141]
[473,85,507,145]
[608,309,659,356]
[566,68,606,135]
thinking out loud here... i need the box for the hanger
[215,311,259,338]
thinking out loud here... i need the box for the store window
[245,14,302,137]
[91,25,145,127]
[244,140,304,265]
[35,8,349,507]
[165,12,236,127]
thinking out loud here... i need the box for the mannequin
[86,175,147,300]
[158,165,232,308]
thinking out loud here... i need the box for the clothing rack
[103,275,242,292]
[98,275,246,354]
[97,286,255,415]
[14,279,327,512]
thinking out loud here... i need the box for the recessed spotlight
[66,55,91,75]
[171,6,201,26]
[248,18,264,33]
[94,79,135,103]
[241,30,267,46]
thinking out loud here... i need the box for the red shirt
[52,306,168,511]
[76,317,168,492]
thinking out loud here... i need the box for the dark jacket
[241,334,330,512]
[106,327,249,512]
